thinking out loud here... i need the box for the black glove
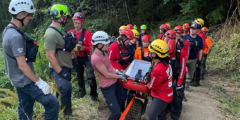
[72,59,77,70]
[176,85,184,97]
[59,69,71,81]
[197,60,201,67]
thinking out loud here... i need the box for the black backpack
[3,25,39,62]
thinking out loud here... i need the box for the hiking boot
[91,96,98,102]
[171,115,179,120]
[79,91,86,98]
[190,81,200,87]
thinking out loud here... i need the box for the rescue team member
[201,27,212,79]
[119,25,127,34]
[127,24,133,29]
[174,26,190,61]
[128,29,139,63]
[91,31,128,120]
[135,35,152,62]
[182,23,190,36]
[137,25,148,48]
[68,12,98,100]
[3,0,59,119]
[159,24,170,40]
[108,28,133,111]
[134,25,138,30]
[183,22,203,88]
[191,18,205,86]
[165,28,188,120]
[146,40,173,120]
[44,4,72,115]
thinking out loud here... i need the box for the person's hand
[116,69,123,75]
[197,59,201,67]
[176,85,184,97]
[59,69,71,81]
[35,78,50,95]
[119,74,128,82]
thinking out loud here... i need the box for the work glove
[35,78,50,95]
[73,44,84,52]
[197,60,201,67]
[176,85,184,97]
[72,59,77,70]
[118,56,130,66]
[116,69,123,75]
[59,69,71,81]
[119,74,128,82]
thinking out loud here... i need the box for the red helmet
[183,23,190,29]
[164,39,176,55]
[165,30,176,39]
[127,24,133,29]
[159,24,170,31]
[72,12,84,22]
[120,28,134,40]
[142,35,151,42]
[201,27,209,33]
[174,26,183,33]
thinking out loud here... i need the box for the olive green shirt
[44,27,72,68]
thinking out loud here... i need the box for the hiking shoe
[91,96,98,102]
[171,115,179,120]
[79,91,86,98]
[190,81,200,87]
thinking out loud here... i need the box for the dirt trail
[98,79,226,120]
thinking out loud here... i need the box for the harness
[48,26,77,53]
[2,24,39,62]
[141,46,151,62]
[171,39,184,80]
[187,35,198,51]
[73,28,87,55]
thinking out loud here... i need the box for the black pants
[170,75,186,118]
[201,54,208,76]
[75,56,98,99]
[193,60,201,82]
[146,97,168,120]
[101,80,122,120]
[49,67,72,115]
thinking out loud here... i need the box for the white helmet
[9,0,36,14]
[91,31,110,45]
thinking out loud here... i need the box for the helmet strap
[97,44,105,56]
[12,14,28,27]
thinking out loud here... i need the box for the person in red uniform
[146,40,173,120]
[108,28,133,111]
[191,18,205,86]
[182,23,190,36]
[69,12,98,100]
[159,24,170,40]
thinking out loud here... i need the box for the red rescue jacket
[197,31,205,59]
[158,34,164,40]
[147,63,173,103]
[108,42,129,70]
[68,29,92,57]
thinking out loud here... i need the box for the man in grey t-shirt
[2,0,59,120]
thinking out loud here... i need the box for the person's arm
[198,50,203,60]
[198,37,203,60]
[16,56,39,82]
[207,46,212,54]
[83,31,92,51]
[46,50,62,73]
[177,51,186,86]
[96,64,120,79]
[108,43,122,70]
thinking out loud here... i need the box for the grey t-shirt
[2,27,35,88]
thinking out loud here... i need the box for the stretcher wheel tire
[124,98,143,120]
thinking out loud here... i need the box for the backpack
[3,25,39,62]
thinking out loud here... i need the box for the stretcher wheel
[124,98,143,120]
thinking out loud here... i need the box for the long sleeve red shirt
[68,29,92,57]
[108,42,122,70]
[197,31,206,59]
[147,63,173,103]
